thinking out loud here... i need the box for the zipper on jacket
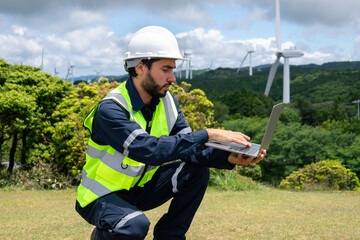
[134,119,151,187]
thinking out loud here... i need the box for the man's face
[141,59,176,98]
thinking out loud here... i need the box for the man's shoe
[90,227,98,240]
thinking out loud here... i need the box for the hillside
[180,61,360,105]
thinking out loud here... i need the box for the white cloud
[176,28,280,69]
[45,26,127,76]
[12,25,26,36]
[0,26,42,66]
[0,0,358,78]
[0,24,128,77]
[174,27,348,70]
[299,51,335,65]
[1,0,360,31]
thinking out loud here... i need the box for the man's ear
[135,61,147,76]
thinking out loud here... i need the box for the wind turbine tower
[65,58,75,84]
[184,52,192,79]
[208,59,213,71]
[264,0,304,103]
[94,69,101,83]
[176,58,185,79]
[54,65,60,77]
[237,50,255,76]
[40,48,44,70]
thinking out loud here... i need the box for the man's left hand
[228,149,266,165]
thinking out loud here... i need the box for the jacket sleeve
[169,95,234,170]
[91,98,233,169]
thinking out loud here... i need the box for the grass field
[0,187,359,240]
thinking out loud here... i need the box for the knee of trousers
[103,212,150,240]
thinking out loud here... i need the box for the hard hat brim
[123,56,188,62]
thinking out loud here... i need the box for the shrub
[279,160,360,191]
[171,82,216,131]
[0,161,73,190]
[209,168,265,191]
[236,164,262,180]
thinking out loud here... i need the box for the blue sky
[0,0,359,77]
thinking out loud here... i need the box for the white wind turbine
[94,69,101,83]
[65,57,75,84]
[54,65,60,77]
[237,50,255,76]
[176,58,185,79]
[264,0,304,103]
[184,51,192,79]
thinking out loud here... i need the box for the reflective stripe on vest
[77,81,178,207]
[86,142,157,177]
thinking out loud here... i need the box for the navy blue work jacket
[91,77,233,169]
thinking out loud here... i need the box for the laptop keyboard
[229,143,260,156]
[206,141,260,157]
[229,144,247,151]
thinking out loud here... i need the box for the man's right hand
[206,129,251,147]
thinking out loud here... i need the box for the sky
[0,0,359,78]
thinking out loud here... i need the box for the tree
[222,117,360,183]
[0,89,36,171]
[295,97,319,126]
[0,60,71,172]
[213,101,230,124]
[49,80,120,176]
[171,82,216,131]
[217,88,274,118]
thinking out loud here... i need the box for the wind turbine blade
[237,52,249,73]
[186,60,190,79]
[41,48,44,69]
[249,52,253,76]
[275,0,282,51]
[283,57,290,103]
[264,56,280,96]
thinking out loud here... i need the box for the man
[76,26,266,240]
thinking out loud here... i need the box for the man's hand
[206,129,251,147]
[228,149,266,165]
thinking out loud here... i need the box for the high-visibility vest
[77,82,178,207]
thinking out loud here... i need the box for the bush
[209,168,265,191]
[0,161,73,190]
[236,164,262,180]
[279,160,360,191]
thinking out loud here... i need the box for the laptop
[205,102,284,158]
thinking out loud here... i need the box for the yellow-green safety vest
[77,82,178,207]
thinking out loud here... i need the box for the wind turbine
[176,38,187,79]
[264,0,304,103]
[65,57,75,84]
[54,65,60,77]
[184,51,192,79]
[207,59,213,71]
[176,58,185,79]
[40,48,44,70]
[237,50,255,76]
[94,69,101,83]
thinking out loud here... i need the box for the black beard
[141,72,168,98]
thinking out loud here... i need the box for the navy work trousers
[76,161,210,240]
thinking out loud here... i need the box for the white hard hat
[124,26,186,69]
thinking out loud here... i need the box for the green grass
[0,188,359,240]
